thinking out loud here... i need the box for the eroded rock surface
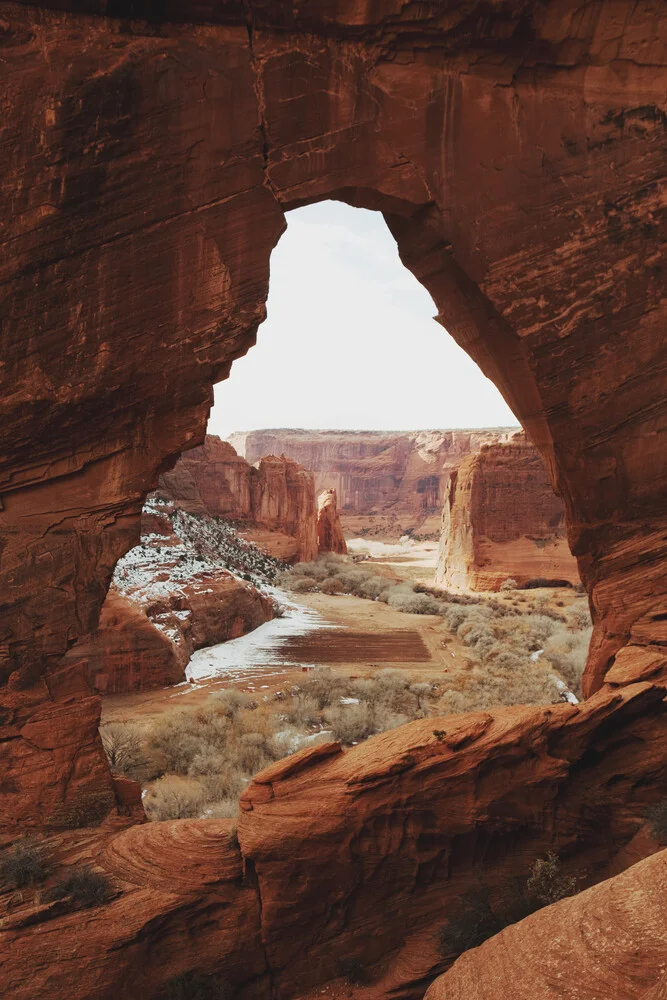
[436,434,580,591]
[63,500,275,694]
[425,849,667,1000]
[229,429,512,539]
[317,488,347,555]
[161,436,318,562]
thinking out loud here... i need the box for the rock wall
[436,435,580,591]
[317,489,347,555]
[2,686,665,998]
[1,0,666,991]
[159,435,318,562]
[425,848,667,1000]
[63,501,275,694]
[228,429,513,539]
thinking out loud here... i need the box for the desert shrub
[355,576,388,600]
[0,837,50,890]
[568,604,592,629]
[338,958,371,986]
[542,627,591,697]
[290,576,317,593]
[409,682,433,710]
[320,577,343,595]
[645,799,667,843]
[206,798,240,820]
[526,852,578,905]
[166,971,233,1000]
[46,866,113,908]
[324,702,375,743]
[521,614,558,649]
[210,689,254,717]
[100,722,158,783]
[438,660,561,714]
[145,775,206,821]
[387,591,443,615]
[500,578,518,591]
[283,694,320,728]
[199,770,248,804]
[300,668,345,708]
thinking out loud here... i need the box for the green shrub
[526,852,578,905]
[0,837,50,890]
[46,866,113,908]
[438,887,502,956]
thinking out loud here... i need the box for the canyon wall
[1,1,666,995]
[63,500,275,694]
[159,435,318,562]
[317,489,347,556]
[228,429,514,539]
[436,435,580,591]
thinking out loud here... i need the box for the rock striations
[1,1,666,995]
[316,488,347,555]
[425,849,667,1000]
[160,435,318,563]
[436,435,580,591]
[229,429,514,539]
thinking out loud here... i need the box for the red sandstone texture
[228,429,513,539]
[425,849,667,1000]
[1,686,665,998]
[160,435,318,562]
[62,501,274,694]
[0,0,666,993]
[436,435,580,591]
[317,489,347,555]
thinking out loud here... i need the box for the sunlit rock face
[229,428,511,538]
[159,435,318,562]
[436,434,580,591]
[317,488,347,555]
[0,0,666,994]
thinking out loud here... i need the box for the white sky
[208,201,519,437]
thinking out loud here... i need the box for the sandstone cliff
[317,489,347,555]
[1,684,665,998]
[425,849,667,1000]
[436,435,580,591]
[160,435,318,563]
[228,429,515,539]
[63,500,275,694]
[1,0,666,993]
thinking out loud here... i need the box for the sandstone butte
[61,501,275,694]
[0,2,666,998]
[160,435,319,563]
[228,428,515,538]
[436,433,581,591]
[317,488,348,555]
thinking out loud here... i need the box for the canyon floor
[101,538,578,727]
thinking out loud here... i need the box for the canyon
[436,434,580,592]
[228,429,514,539]
[0,2,666,999]
[159,435,320,563]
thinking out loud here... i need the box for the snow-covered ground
[186,590,339,682]
[112,497,287,606]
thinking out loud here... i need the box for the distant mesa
[435,433,580,592]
